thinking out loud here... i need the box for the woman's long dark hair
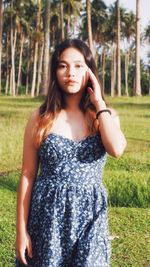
[33,39,106,148]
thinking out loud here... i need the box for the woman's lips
[65,79,78,84]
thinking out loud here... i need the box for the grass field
[0,95,150,266]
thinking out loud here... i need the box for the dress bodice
[37,132,107,188]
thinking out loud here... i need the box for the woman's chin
[62,87,83,95]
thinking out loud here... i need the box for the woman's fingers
[27,238,33,258]
[87,68,100,90]
[86,68,103,104]
[16,249,28,265]
[87,87,94,94]
[15,232,33,265]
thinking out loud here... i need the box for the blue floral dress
[15,132,111,267]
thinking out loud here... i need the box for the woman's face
[56,47,89,94]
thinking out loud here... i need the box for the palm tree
[25,40,31,95]
[41,0,50,96]
[123,11,136,96]
[117,0,121,96]
[16,16,29,95]
[31,0,42,97]
[5,35,9,94]
[108,3,129,96]
[2,4,11,94]
[63,0,82,38]
[49,0,81,50]
[109,1,123,96]
[16,33,24,94]
[4,0,29,95]
[135,0,141,95]
[37,37,44,96]
[144,22,150,94]
[144,22,150,43]
[0,0,3,94]
[91,0,108,92]
[10,0,16,96]
[86,0,93,54]
[80,0,108,91]
[60,0,64,41]
[107,3,118,96]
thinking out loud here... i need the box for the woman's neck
[63,91,82,112]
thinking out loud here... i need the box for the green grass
[109,208,150,267]
[0,95,150,266]
[0,173,18,266]
[104,96,150,208]
[0,96,41,172]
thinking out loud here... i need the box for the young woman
[15,39,126,267]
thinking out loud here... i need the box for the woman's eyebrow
[58,60,66,63]
[58,60,85,64]
[74,60,85,63]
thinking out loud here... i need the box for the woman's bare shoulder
[28,108,40,123]
[25,108,40,132]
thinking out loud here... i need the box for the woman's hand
[15,231,32,265]
[87,68,106,110]
[86,68,127,157]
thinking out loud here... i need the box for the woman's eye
[75,64,84,68]
[58,64,67,69]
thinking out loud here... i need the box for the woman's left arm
[87,68,127,158]
[95,103,126,158]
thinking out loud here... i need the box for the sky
[104,0,150,63]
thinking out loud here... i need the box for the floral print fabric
[15,132,111,267]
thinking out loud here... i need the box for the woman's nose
[67,66,75,77]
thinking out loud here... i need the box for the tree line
[0,0,150,97]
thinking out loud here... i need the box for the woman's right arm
[15,109,40,265]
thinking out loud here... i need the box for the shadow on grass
[127,137,150,143]
[0,179,18,192]
[0,95,45,103]
[0,172,20,192]
[0,109,36,120]
[0,102,40,108]
[111,102,150,109]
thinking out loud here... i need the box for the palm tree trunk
[148,73,150,95]
[31,0,41,97]
[26,60,30,95]
[60,0,64,41]
[125,51,129,96]
[52,29,55,48]
[10,1,16,96]
[5,36,9,94]
[114,44,117,93]
[86,0,94,54]
[102,48,106,94]
[16,34,24,95]
[148,67,150,95]
[67,2,71,37]
[31,41,38,97]
[10,24,17,95]
[41,0,50,96]
[111,45,115,97]
[36,42,44,96]
[0,0,3,94]
[25,42,30,95]
[117,0,121,96]
[135,0,141,95]
[5,73,9,94]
